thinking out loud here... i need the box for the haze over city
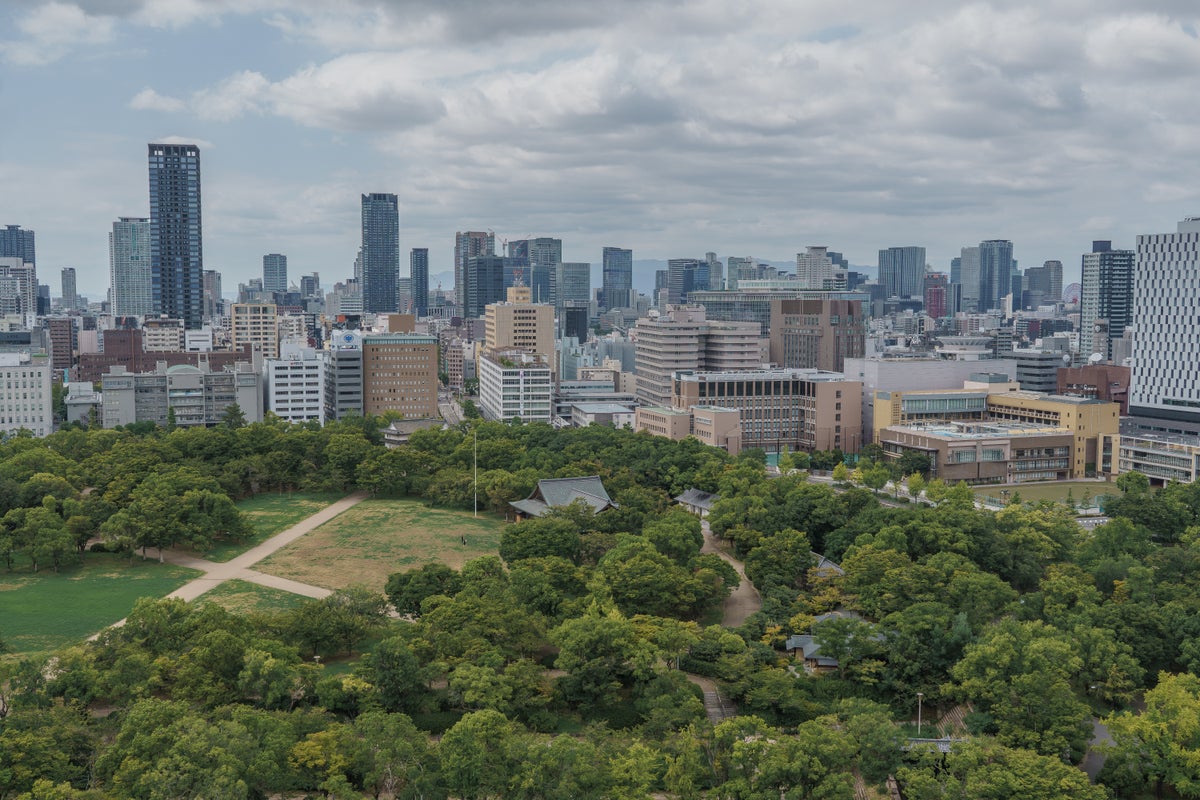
[3,1,1200,296]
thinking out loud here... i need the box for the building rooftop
[885,421,1074,440]
[989,390,1105,405]
[674,368,848,382]
[638,405,692,416]
[570,403,636,414]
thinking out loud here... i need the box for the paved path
[96,491,368,633]
[684,672,736,723]
[701,519,762,628]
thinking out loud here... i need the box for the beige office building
[769,298,866,372]
[230,303,280,359]
[482,286,555,365]
[633,305,762,406]
[362,333,439,418]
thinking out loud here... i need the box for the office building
[202,270,222,322]
[924,273,950,319]
[61,268,78,311]
[664,258,700,304]
[265,344,326,424]
[230,303,280,359]
[507,237,561,305]
[879,422,1076,484]
[796,246,836,289]
[1024,260,1064,306]
[478,350,553,422]
[263,253,288,294]
[769,298,866,373]
[482,285,555,367]
[326,331,364,420]
[0,225,35,268]
[958,246,981,311]
[561,301,590,341]
[300,273,320,301]
[633,305,762,406]
[978,239,1015,312]
[1103,432,1200,486]
[361,332,439,418]
[463,255,517,318]
[46,317,75,377]
[671,367,861,453]
[455,231,495,306]
[601,247,633,310]
[1129,218,1200,434]
[1011,348,1070,393]
[687,287,868,336]
[410,248,429,317]
[0,353,53,436]
[1058,363,1130,415]
[878,246,926,299]
[360,193,400,313]
[101,362,263,428]
[1080,241,1134,361]
[557,262,591,309]
[0,258,35,321]
[148,143,204,328]
[110,217,152,317]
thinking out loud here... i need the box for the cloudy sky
[2,1,1199,298]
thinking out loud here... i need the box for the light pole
[916,691,924,737]
[473,426,478,518]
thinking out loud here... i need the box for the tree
[499,517,581,565]
[1105,671,1200,798]
[862,464,890,492]
[221,403,247,429]
[831,462,849,482]
[385,563,462,617]
[438,710,527,800]
[359,636,423,712]
[906,472,926,499]
[552,607,657,709]
[1116,470,1150,495]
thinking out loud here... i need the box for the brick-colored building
[74,329,257,383]
[769,298,866,372]
[879,422,1076,484]
[361,333,439,419]
[1058,363,1130,415]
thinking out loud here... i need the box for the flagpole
[473,426,478,518]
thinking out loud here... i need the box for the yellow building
[874,385,1119,477]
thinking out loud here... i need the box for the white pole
[473,427,478,518]
[917,692,924,737]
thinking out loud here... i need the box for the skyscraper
[202,270,222,322]
[795,246,835,289]
[1023,259,1064,308]
[148,143,203,328]
[978,239,1015,312]
[61,268,78,311]
[924,273,950,319]
[1081,241,1135,360]
[509,237,562,305]
[0,225,35,267]
[878,246,927,299]
[360,193,400,314]
[463,255,514,318]
[263,253,288,294]
[410,248,429,317]
[557,262,591,309]
[958,247,981,311]
[1130,218,1200,432]
[601,247,633,310]
[109,217,152,317]
[454,231,495,306]
[667,258,701,304]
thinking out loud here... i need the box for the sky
[2,1,1199,299]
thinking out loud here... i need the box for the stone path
[700,519,762,627]
[684,672,737,723]
[97,491,368,633]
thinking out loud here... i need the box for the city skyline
[3,3,1200,296]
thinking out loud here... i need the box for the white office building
[0,353,53,436]
[266,345,326,424]
[1130,217,1200,435]
[478,350,553,422]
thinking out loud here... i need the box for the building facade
[148,143,204,328]
[265,345,326,424]
[0,353,53,436]
[769,298,866,373]
[101,361,263,428]
[263,253,288,294]
[482,286,555,366]
[230,303,280,359]
[879,422,1075,484]
[478,351,553,422]
[454,231,495,309]
[633,305,762,406]
[1080,241,1134,361]
[410,248,429,317]
[361,193,400,314]
[878,246,926,299]
[110,217,152,317]
[602,247,633,310]
[361,333,439,418]
[325,331,365,420]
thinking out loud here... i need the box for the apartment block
[478,350,553,422]
[633,305,762,406]
[0,353,53,436]
[265,345,326,424]
[231,303,280,359]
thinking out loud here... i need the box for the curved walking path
[95,491,368,634]
[701,519,762,628]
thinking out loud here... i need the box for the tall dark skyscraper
[360,193,400,313]
[0,225,35,267]
[61,267,78,311]
[601,246,633,310]
[667,258,701,303]
[455,231,495,306]
[508,237,561,304]
[263,253,288,294]
[463,255,513,318]
[410,248,429,317]
[148,143,203,328]
[878,246,926,299]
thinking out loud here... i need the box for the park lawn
[195,579,310,616]
[0,554,201,657]
[974,480,1115,507]
[204,492,346,562]
[255,498,505,591]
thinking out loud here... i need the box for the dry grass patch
[255,499,505,591]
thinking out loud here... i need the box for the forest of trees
[2,416,1200,798]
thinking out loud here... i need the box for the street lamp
[473,426,478,519]
[916,691,924,737]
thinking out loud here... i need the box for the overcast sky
[2,1,1199,297]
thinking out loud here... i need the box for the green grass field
[0,554,200,657]
[255,498,505,591]
[974,480,1116,507]
[195,579,310,616]
[204,492,345,562]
